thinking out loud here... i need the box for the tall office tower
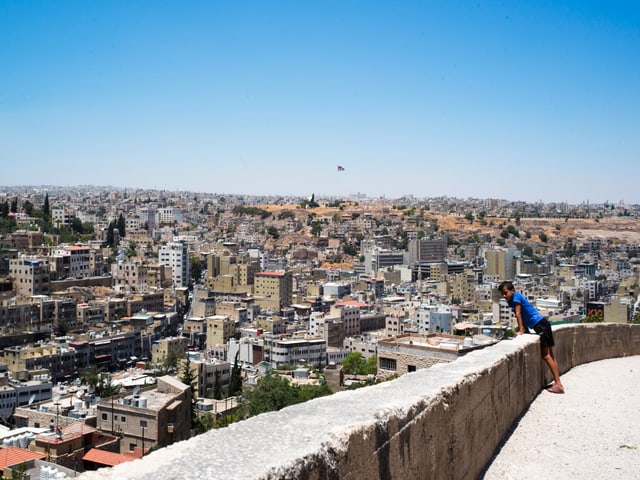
[159,242,190,287]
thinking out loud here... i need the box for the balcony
[78,323,640,480]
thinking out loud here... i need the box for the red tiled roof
[0,447,45,468]
[36,423,98,445]
[83,448,138,467]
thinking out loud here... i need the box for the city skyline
[1,2,639,204]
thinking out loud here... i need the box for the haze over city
[2,1,639,204]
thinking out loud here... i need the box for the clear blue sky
[1,1,639,204]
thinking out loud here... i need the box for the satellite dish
[28,394,36,406]
[133,385,141,396]
[76,389,84,399]
[53,395,61,404]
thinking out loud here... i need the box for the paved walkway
[483,355,640,480]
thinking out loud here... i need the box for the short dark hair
[498,281,514,293]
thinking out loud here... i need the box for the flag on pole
[337,165,345,172]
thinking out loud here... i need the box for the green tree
[43,193,50,219]
[10,462,27,480]
[193,412,216,435]
[190,254,203,283]
[266,225,279,239]
[298,382,332,401]
[105,220,116,248]
[117,213,126,238]
[341,352,377,375]
[23,200,34,216]
[10,198,17,213]
[310,221,323,236]
[242,373,300,417]
[71,217,83,234]
[539,232,548,243]
[228,352,243,396]
[126,240,138,259]
[55,319,70,336]
[213,371,222,400]
[180,355,198,426]
[240,373,332,418]
[81,366,121,398]
[343,244,357,256]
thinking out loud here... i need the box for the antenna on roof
[133,385,141,396]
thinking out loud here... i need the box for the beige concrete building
[96,376,191,454]
[151,336,188,366]
[253,271,292,311]
[256,315,286,335]
[206,315,235,348]
[52,245,91,279]
[377,332,496,377]
[183,355,231,399]
[111,262,150,293]
[9,256,51,297]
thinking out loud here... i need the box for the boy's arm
[514,303,525,335]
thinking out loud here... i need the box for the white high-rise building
[159,242,190,287]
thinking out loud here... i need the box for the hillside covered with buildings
[0,185,639,476]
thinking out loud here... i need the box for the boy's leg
[541,346,564,393]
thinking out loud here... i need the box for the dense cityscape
[0,184,639,476]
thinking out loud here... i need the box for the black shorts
[533,318,555,348]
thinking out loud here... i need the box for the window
[121,416,126,422]
[101,413,107,420]
[379,357,397,371]
[408,365,417,373]
[140,420,147,428]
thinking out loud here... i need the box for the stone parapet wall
[79,323,640,480]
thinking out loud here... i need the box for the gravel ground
[483,355,640,480]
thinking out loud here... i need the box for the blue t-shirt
[508,292,543,329]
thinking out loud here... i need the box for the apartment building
[51,207,74,228]
[158,207,183,225]
[159,242,190,288]
[9,256,50,297]
[206,315,236,348]
[96,376,191,454]
[329,303,361,337]
[52,245,91,279]
[151,336,188,365]
[265,336,327,368]
[484,248,517,281]
[408,238,447,264]
[184,355,231,398]
[112,262,149,292]
[4,344,76,383]
[377,333,494,377]
[253,271,292,311]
